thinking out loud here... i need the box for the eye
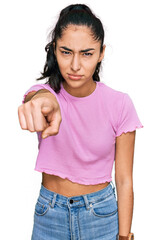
[61,51,71,55]
[83,52,93,56]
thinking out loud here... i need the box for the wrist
[32,89,51,98]
[24,89,50,103]
[116,233,134,240]
[32,89,57,103]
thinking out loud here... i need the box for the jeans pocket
[90,192,118,218]
[34,194,50,216]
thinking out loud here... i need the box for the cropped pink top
[22,81,143,185]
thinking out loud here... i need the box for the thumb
[41,111,62,139]
[42,125,59,139]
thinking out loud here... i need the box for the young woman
[18,4,143,240]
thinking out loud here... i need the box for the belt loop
[110,180,116,192]
[110,180,115,189]
[82,195,90,210]
[50,193,57,208]
[110,181,116,198]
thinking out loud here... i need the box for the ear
[98,44,106,62]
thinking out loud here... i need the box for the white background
[0,0,160,239]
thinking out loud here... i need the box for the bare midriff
[42,172,110,197]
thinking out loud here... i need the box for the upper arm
[115,130,136,184]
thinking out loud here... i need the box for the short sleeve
[116,93,143,137]
[22,83,61,107]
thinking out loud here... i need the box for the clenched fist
[18,89,62,139]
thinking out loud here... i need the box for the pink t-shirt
[22,81,143,185]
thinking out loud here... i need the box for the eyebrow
[59,46,95,53]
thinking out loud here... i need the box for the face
[54,25,105,96]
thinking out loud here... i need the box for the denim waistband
[39,181,116,210]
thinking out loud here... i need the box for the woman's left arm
[115,130,136,236]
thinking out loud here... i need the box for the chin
[65,80,84,87]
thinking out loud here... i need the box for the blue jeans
[31,181,119,240]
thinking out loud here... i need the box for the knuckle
[18,105,22,111]
[48,128,59,136]
[30,99,39,108]
[53,130,59,135]
[23,102,30,110]
[58,115,62,123]
[53,101,59,109]
[21,126,27,130]
[18,105,24,113]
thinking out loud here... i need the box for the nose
[71,54,81,72]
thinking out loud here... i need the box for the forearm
[116,181,134,236]
[24,89,51,103]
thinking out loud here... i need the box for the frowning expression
[54,24,105,91]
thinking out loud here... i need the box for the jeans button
[70,199,74,204]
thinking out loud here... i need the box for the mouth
[68,74,83,80]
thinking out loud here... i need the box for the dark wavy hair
[37,4,105,93]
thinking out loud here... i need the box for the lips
[68,74,83,80]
